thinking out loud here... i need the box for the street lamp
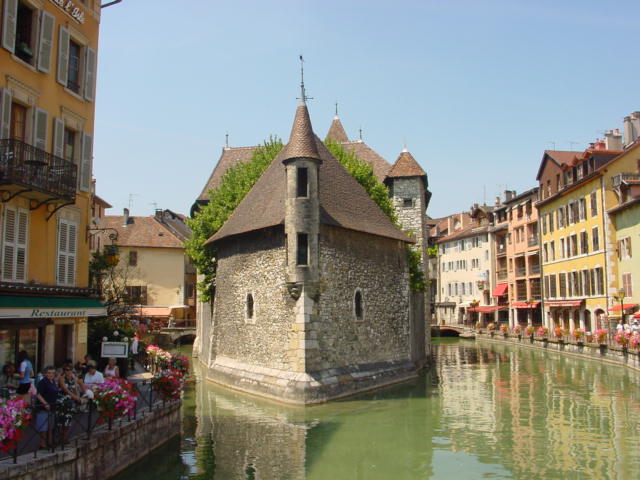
[614,288,626,325]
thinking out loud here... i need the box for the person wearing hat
[631,319,640,335]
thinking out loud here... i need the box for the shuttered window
[80,132,92,191]
[2,206,28,282]
[56,219,77,286]
[0,88,12,139]
[37,11,54,73]
[84,47,96,102]
[56,26,70,86]
[1,0,18,54]
[623,273,633,297]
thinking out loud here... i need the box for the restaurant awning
[513,302,540,309]
[492,283,508,297]
[609,303,638,312]
[545,300,584,307]
[468,305,507,313]
[133,307,171,317]
[0,296,106,319]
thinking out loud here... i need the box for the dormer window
[296,167,308,197]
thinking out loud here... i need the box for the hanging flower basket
[537,326,549,339]
[0,398,32,452]
[93,378,137,422]
[151,369,185,400]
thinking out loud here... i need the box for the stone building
[197,96,424,403]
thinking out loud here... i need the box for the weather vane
[298,55,313,103]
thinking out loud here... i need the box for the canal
[114,338,640,479]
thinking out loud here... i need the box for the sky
[93,0,640,220]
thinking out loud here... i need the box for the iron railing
[612,173,640,188]
[516,266,527,277]
[0,138,77,200]
[528,237,539,247]
[497,270,508,281]
[0,380,173,464]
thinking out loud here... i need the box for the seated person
[83,361,104,393]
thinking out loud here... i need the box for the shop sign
[0,308,106,318]
[49,0,86,24]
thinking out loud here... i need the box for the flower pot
[599,344,607,354]
[517,334,522,340]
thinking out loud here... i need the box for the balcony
[516,266,527,277]
[0,139,77,202]
[496,243,507,257]
[612,173,640,188]
[497,269,507,281]
[529,264,540,275]
[527,237,538,247]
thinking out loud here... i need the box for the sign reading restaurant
[49,0,85,23]
[0,307,106,318]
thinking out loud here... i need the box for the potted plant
[537,326,549,340]
[513,324,522,339]
[614,331,631,352]
[500,324,509,337]
[0,398,31,453]
[151,369,185,400]
[572,328,585,345]
[554,326,565,342]
[594,329,608,353]
[487,322,496,337]
[525,325,535,338]
[630,334,640,351]
[92,378,137,423]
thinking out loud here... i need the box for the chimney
[495,196,501,207]
[123,208,129,227]
[631,112,640,145]
[604,129,623,150]
[503,190,515,202]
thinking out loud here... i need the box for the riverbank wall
[0,401,181,480]
[476,332,640,371]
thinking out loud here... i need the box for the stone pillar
[579,309,586,330]
[527,309,532,326]
[569,310,576,332]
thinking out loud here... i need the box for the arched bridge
[431,325,475,338]
[159,327,196,345]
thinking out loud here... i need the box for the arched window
[246,293,254,321]
[354,289,364,320]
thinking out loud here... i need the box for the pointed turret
[280,102,321,163]
[325,115,349,143]
[387,148,427,178]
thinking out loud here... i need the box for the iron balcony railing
[0,138,77,200]
[529,264,541,274]
[497,270,508,281]
[612,173,640,188]
[516,266,527,277]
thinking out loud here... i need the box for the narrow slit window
[297,167,308,197]
[354,290,363,320]
[297,233,308,266]
[246,293,254,320]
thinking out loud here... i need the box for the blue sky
[94,0,640,219]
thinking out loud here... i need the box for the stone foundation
[205,356,419,404]
[0,401,181,480]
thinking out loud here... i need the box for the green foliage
[324,140,397,222]
[186,137,284,301]
[406,245,426,292]
[427,244,438,257]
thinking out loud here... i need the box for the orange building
[0,0,104,370]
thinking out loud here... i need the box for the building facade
[0,0,104,370]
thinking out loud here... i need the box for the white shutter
[52,117,64,158]
[37,11,55,73]
[2,206,28,282]
[56,26,70,86]
[83,47,96,102]
[15,209,27,281]
[1,0,17,54]
[57,219,68,285]
[66,222,77,285]
[0,88,11,139]
[80,132,92,191]
[32,108,48,150]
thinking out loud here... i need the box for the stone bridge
[431,325,475,338]
[158,327,196,346]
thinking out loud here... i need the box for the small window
[354,289,364,320]
[128,251,137,266]
[15,2,35,64]
[246,293,254,320]
[296,167,308,197]
[67,40,82,94]
[296,233,308,266]
[403,198,413,207]
[10,102,27,141]
[64,128,76,164]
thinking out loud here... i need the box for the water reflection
[114,340,640,480]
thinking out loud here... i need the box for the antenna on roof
[150,201,158,212]
[225,132,229,149]
[358,127,363,141]
[547,141,556,150]
[335,102,339,117]
[569,141,579,150]
[297,55,312,104]
[128,193,138,212]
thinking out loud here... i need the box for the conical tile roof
[387,150,426,178]
[325,116,349,143]
[279,103,321,162]
[206,136,412,245]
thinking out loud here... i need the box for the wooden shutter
[56,26,70,86]
[32,108,48,150]
[56,219,67,284]
[2,206,28,282]
[52,117,64,158]
[37,11,55,73]
[83,47,96,102]
[80,132,92,191]
[66,221,76,285]
[1,0,17,53]
[0,88,11,139]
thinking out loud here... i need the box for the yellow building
[603,139,640,322]
[0,0,104,370]
[537,147,620,332]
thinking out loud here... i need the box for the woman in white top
[104,358,119,379]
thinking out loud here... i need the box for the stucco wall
[310,225,411,371]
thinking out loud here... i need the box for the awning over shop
[513,302,540,309]
[0,296,106,319]
[133,307,171,317]
[492,283,508,297]
[545,300,584,307]
[468,305,506,313]
[609,303,638,312]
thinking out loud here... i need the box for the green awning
[0,296,106,319]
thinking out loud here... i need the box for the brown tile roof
[325,116,349,143]
[545,150,581,166]
[207,135,412,245]
[197,146,258,201]
[387,150,426,178]
[101,216,184,249]
[279,102,321,162]
[340,141,391,181]
[92,194,112,208]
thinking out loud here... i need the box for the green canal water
[114,339,640,479]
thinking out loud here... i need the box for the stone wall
[391,178,426,250]
[211,227,298,372]
[310,225,411,371]
[1,402,181,480]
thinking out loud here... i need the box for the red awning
[545,300,583,307]
[513,302,540,309]
[133,307,171,317]
[468,305,506,313]
[609,303,638,312]
[492,283,509,297]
